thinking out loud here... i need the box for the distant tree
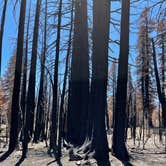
[143,8,153,128]
[136,8,156,130]
[2,55,16,123]
[0,78,7,146]
[126,68,136,141]
[108,61,117,127]
[0,78,7,121]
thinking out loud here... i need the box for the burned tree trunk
[8,0,26,152]
[49,0,63,157]
[22,0,42,158]
[152,38,166,128]
[160,33,166,128]
[112,0,130,162]
[57,0,74,159]
[0,0,27,161]
[68,0,89,146]
[20,2,31,137]
[34,0,48,143]
[91,0,110,165]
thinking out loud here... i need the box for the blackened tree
[49,0,63,157]
[22,0,42,158]
[34,0,48,143]
[112,0,130,162]
[0,0,27,161]
[91,0,110,165]
[67,0,89,146]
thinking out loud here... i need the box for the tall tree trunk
[161,34,166,127]
[40,75,47,141]
[22,0,42,158]
[0,0,8,75]
[57,0,74,159]
[91,0,110,165]
[45,83,52,147]
[112,0,130,161]
[152,38,166,128]
[141,45,146,149]
[112,63,117,128]
[49,0,63,157]
[66,67,71,142]
[34,0,47,143]
[20,1,31,138]
[144,15,151,128]
[133,92,137,145]
[125,68,133,141]
[68,0,89,146]
[0,0,27,159]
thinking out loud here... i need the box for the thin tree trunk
[66,67,71,142]
[161,34,166,127]
[145,16,151,128]
[112,64,116,128]
[141,46,145,149]
[20,1,31,140]
[49,0,63,157]
[34,0,47,143]
[57,1,73,159]
[45,84,52,147]
[22,0,42,158]
[133,92,137,145]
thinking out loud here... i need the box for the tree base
[112,146,130,162]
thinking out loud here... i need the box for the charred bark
[112,0,130,162]
[152,38,166,128]
[34,0,47,143]
[22,0,42,158]
[91,0,110,164]
[68,0,89,146]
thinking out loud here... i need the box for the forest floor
[0,128,166,166]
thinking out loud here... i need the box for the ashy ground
[0,130,166,166]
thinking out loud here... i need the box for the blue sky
[1,0,164,78]
[1,0,18,75]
